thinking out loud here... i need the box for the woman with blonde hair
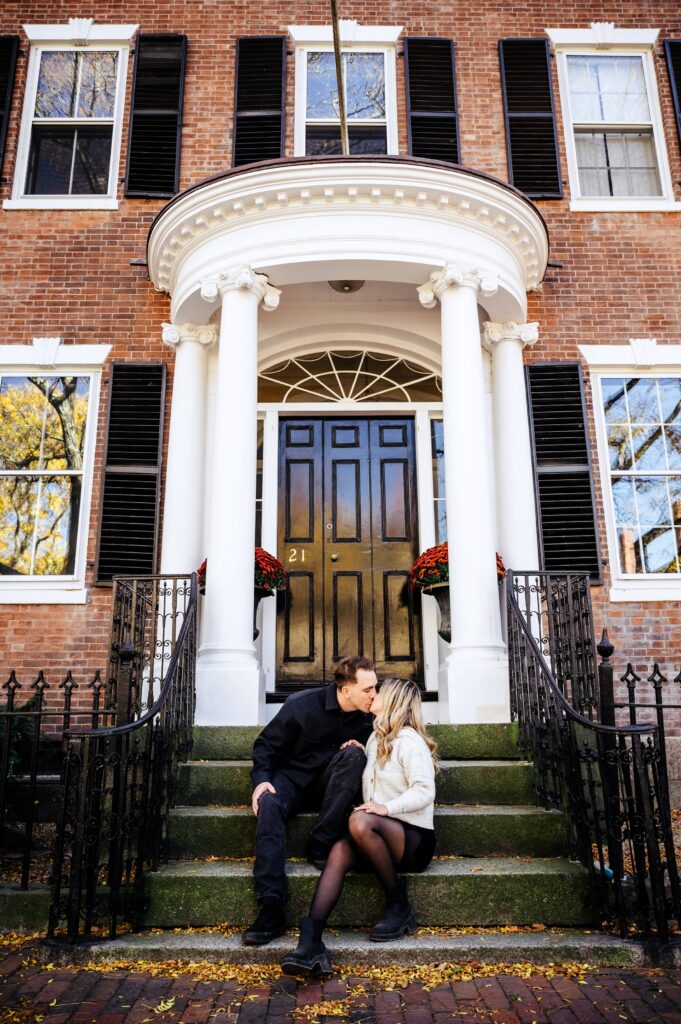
[281,678,438,976]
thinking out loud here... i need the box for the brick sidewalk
[3,942,681,1024]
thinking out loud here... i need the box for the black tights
[309,810,422,925]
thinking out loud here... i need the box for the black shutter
[499,39,562,199]
[527,364,601,580]
[404,38,459,163]
[96,364,166,582]
[665,41,681,150]
[125,34,187,197]
[233,36,286,167]
[0,36,19,175]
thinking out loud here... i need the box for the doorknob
[330,553,339,562]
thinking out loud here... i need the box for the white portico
[147,156,549,726]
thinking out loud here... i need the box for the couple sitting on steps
[243,655,438,977]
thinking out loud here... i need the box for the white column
[484,321,540,572]
[418,263,509,723]
[195,267,280,725]
[160,323,216,574]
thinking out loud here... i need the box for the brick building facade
[0,1,679,727]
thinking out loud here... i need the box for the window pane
[634,476,671,527]
[641,527,678,573]
[617,526,642,573]
[305,124,341,155]
[670,477,681,525]
[660,378,681,423]
[612,476,636,525]
[26,126,74,194]
[35,51,78,117]
[71,128,112,194]
[33,476,80,575]
[77,51,118,117]
[431,420,447,543]
[627,378,660,423]
[345,53,385,119]
[666,427,681,470]
[349,124,387,154]
[602,378,628,423]
[607,423,631,470]
[0,377,51,470]
[0,477,40,575]
[41,377,90,470]
[631,425,666,470]
[567,55,650,123]
[307,52,338,118]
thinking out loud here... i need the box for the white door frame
[256,401,444,694]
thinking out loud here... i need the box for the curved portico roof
[147,156,550,325]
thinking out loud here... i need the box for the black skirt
[398,821,436,872]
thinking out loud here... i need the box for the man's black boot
[369,881,417,942]
[281,918,332,976]
[242,897,287,945]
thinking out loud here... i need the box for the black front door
[276,417,421,688]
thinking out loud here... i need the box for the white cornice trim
[579,342,681,370]
[23,21,138,43]
[288,23,402,44]
[546,25,659,49]
[0,343,112,368]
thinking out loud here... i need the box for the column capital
[199,266,281,312]
[162,322,218,349]
[417,262,498,309]
[482,321,539,352]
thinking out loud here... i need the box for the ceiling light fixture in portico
[328,280,365,293]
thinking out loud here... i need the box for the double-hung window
[548,26,679,210]
[5,21,136,210]
[290,24,400,157]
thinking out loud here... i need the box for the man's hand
[354,800,388,816]
[340,739,366,752]
[252,781,276,816]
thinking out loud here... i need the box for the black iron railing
[508,571,681,939]
[48,574,196,942]
[1,671,112,891]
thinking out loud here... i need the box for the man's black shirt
[251,684,373,790]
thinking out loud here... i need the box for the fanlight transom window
[258,351,442,403]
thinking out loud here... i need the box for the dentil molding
[417,264,499,308]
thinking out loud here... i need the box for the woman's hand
[340,739,366,752]
[354,800,388,816]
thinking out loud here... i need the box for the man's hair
[334,656,375,688]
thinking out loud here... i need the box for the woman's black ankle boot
[369,881,418,942]
[281,917,332,976]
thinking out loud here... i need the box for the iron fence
[48,574,196,942]
[508,571,681,939]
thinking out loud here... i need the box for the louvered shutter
[0,36,19,175]
[499,39,562,199]
[527,364,601,579]
[96,364,166,582]
[665,41,681,149]
[233,36,286,166]
[125,34,187,197]
[404,38,459,163]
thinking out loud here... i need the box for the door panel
[277,416,421,687]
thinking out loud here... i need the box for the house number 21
[288,548,306,562]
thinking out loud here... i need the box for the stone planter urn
[422,582,451,643]
[253,587,275,641]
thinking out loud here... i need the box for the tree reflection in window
[258,351,442,403]
[0,376,90,576]
[602,376,681,574]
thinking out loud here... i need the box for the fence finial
[597,628,614,662]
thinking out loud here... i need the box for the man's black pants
[253,745,366,903]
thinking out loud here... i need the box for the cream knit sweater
[361,726,436,829]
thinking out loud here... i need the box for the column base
[195,647,263,725]
[438,651,511,724]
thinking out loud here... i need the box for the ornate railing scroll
[508,571,681,940]
[48,574,197,942]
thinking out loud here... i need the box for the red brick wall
[0,1,680,719]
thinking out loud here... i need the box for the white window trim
[0,340,111,603]
[579,340,681,601]
[3,21,137,212]
[290,23,401,157]
[547,26,681,212]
